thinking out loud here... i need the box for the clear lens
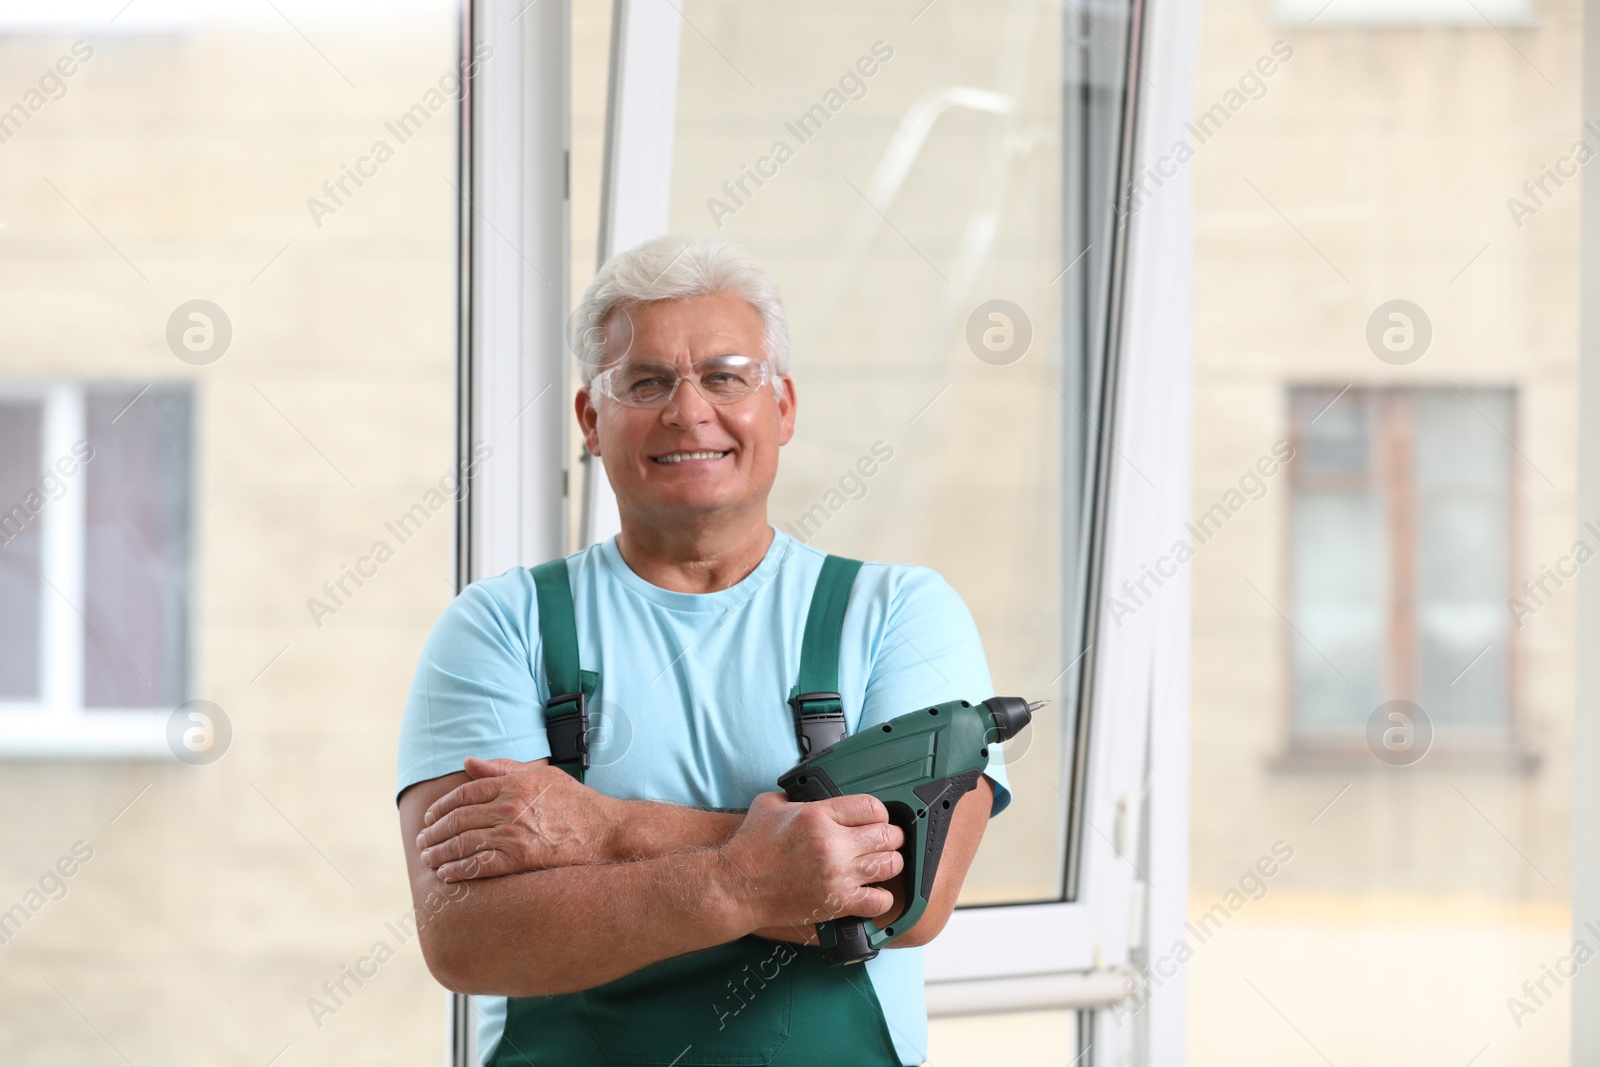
[698,355,763,397]
[615,363,677,405]
[600,355,767,407]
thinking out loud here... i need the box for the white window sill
[0,708,175,759]
[1274,0,1539,27]
[925,969,1136,1016]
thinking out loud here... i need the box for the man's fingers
[842,886,895,919]
[464,756,527,780]
[439,849,508,882]
[856,848,904,885]
[822,792,890,828]
[420,827,501,868]
[422,776,502,828]
[850,820,904,854]
[417,801,510,850]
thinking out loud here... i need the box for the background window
[1288,386,1514,740]
[0,384,193,718]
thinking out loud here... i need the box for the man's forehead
[612,295,759,331]
[602,296,762,360]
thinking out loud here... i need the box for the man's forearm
[424,802,827,990]
[606,799,745,862]
[603,800,911,947]
[404,771,914,996]
[603,801,829,944]
[420,844,748,997]
[748,861,907,947]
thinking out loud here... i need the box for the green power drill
[776,695,1043,966]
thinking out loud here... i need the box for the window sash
[583,0,1169,986]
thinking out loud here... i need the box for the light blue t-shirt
[396,525,1011,1067]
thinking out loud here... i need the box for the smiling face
[576,291,796,530]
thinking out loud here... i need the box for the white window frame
[1273,0,1538,26]
[453,0,1199,1060]
[1570,0,1600,1055]
[448,0,570,1061]
[0,380,179,757]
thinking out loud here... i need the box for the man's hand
[719,790,905,933]
[747,776,993,948]
[417,757,622,880]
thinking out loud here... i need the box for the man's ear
[576,387,602,456]
[777,375,797,446]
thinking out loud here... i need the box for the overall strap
[788,554,865,757]
[530,558,599,782]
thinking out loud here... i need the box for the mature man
[395,234,1012,1066]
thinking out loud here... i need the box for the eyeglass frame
[587,353,781,409]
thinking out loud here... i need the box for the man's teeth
[654,450,729,464]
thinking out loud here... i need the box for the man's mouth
[651,449,733,465]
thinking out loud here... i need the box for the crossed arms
[397,755,994,997]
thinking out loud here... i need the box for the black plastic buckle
[790,690,845,755]
[546,690,590,769]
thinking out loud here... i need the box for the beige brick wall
[0,12,458,1064]
[1183,2,1581,1063]
[1190,0,1580,902]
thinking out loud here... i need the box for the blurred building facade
[1186,1,1579,1064]
[0,8,461,1065]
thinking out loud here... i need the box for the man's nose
[659,376,716,426]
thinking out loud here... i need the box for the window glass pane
[83,385,192,708]
[1298,388,1371,479]
[1290,490,1386,727]
[1290,389,1385,729]
[1415,388,1511,730]
[0,400,44,700]
[657,0,1132,906]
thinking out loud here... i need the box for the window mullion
[40,383,85,719]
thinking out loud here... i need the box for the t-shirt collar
[597,524,796,612]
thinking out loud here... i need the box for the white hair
[570,234,792,386]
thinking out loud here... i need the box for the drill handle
[813,768,984,966]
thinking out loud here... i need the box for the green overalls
[485,554,907,1067]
